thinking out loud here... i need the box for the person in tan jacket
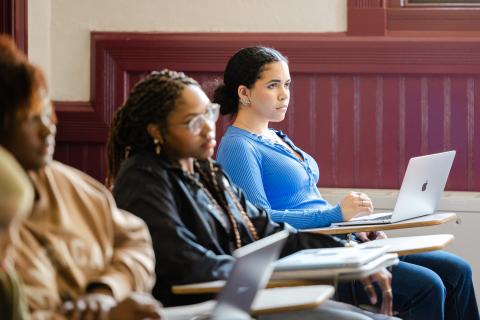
[0,35,162,319]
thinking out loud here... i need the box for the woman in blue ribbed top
[214,46,478,320]
[217,125,344,229]
[218,125,346,228]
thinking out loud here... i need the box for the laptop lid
[330,150,456,227]
[390,150,455,222]
[210,230,289,320]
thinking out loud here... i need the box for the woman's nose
[40,118,56,138]
[202,118,215,135]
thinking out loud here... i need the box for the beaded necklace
[185,159,259,249]
[205,160,259,242]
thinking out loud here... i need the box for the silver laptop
[205,230,289,320]
[331,150,456,227]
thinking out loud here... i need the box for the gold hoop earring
[153,138,161,155]
[124,146,131,159]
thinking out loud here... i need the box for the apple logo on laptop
[236,286,251,295]
[421,180,428,192]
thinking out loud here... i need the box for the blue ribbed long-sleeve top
[216,126,343,229]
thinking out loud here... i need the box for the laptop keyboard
[351,212,393,222]
[369,213,393,221]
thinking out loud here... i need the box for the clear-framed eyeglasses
[185,103,220,135]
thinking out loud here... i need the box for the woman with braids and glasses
[106,69,406,320]
[214,46,478,320]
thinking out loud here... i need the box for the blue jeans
[337,251,479,320]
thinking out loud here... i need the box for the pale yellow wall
[28,0,347,101]
[28,0,51,90]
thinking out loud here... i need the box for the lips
[40,140,55,155]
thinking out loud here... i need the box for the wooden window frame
[348,0,480,36]
[405,0,480,7]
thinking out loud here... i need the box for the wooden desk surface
[360,234,454,256]
[171,278,332,295]
[163,285,334,318]
[251,285,334,315]
[302,212,457,235]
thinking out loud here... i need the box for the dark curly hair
[0,35,47,143]
[213,46,287,116]
[106,70,199,187]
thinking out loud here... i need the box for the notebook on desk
[271,245,397,280]
[330,150,456,227]
[273,245,389,271]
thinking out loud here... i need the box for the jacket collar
[132,151,233,236]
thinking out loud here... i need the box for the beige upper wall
[28,0,52,92]
[28,0,347,101]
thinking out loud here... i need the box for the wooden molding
[0,0,28,53]
[388,8,480,32]
[348,0,480,35]
[347,0,387,36]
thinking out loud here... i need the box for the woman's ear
[146,124,163,144]
[237,85,251,105]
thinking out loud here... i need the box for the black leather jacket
[113,152,343,306]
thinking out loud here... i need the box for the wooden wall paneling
[382,76,401,188]
[358,76,380,188]
[306,76,318,161]
[404,77,423,163]
[315,76,334,187]
[449,77,469,190]
[289,74,312,154]
[473,78,480,190]
[52,33,480,190]
[426,76,446,154]
[55,143,105,182]
[374,76,385,187]
[54,143,69,166]
[336,76,356,187]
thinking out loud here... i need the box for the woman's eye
[285,82,291,89]
[267,83,277,89]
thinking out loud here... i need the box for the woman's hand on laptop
[340,192,374,221]
[361,268,393,316]
[355,231,388,242]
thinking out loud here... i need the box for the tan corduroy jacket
[12,161,155,319]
